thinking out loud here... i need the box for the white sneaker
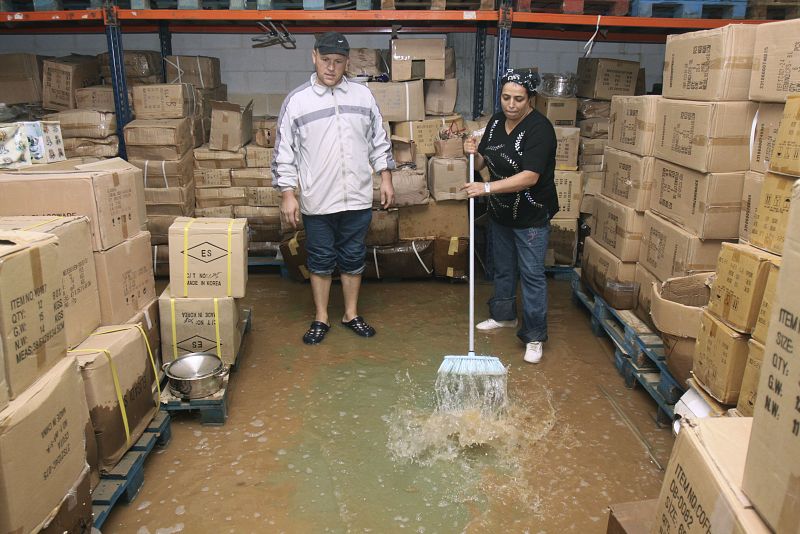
[476,318,518,331]
[524,342,543,364]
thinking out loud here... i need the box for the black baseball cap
[315,32,350,56]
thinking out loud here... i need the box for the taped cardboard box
[129,150,194,189]
[245,145,273,168]
[392,114,464,155]
[366,209,399,247]
[750,172,795,255]
[594,195,645,262]
[580,136,607,156]
[654,418,770,534]
[0,170,141,252]
[535,95,577,127]
[639,210,728,282]
[424,79,457,116]
[578,118,609,139]
[125,298,160,373]
[44,109,116,139]
[0,217,99,350]
[72,325,157,473]
[736,340,764,418]
[576,58,639,101]
[581,236,637,310]
[769,94,800,177]
[132,83,196,120]
[608,95,660,157]
[433,137,463,159]
[168,217,248,298]
[750,102,784,174]
[649,159,744,239]
[194,168,232,189]
[74,85,130,113]
[579,154,604,166]
[390,38,446,81]
[198,206,234,218]
[247,186,280,207]
[74,157,148,233]
[392,136,417,165]
[555,170,582,218]
[64,136,118,158]
[428,157,468,201]
[158,287,241,366]
[399,199,467,239]
[252,116,277,148]
[366,80,425,123]
[653,99,757,173]
[546,218,578,267]
[94,232,156,325]
[210,100,253,152]
[662,25,757,101]
[364,240,435,280]
[633,263,658,326]
[751,262,779,345]
[739,171,764,244]
[693,308,750,405]
[555,127,580,170]
[708,242,779,334]
[578,98,611,120]
[235,206,282,243]
[231,168,271,187]
[375,154,429,208]
[194,144,247,169]
[346,48,385,78]
[97,50,161,79]
[0,358,90,534]
[279,231,309,282]
[606,499,657,534]
[164,55,221,89]
[42,55,100,111]
[0,53,44,104]
[124,118,193,161]
[145,184,196,216]
[602,147,654,212]
[196,186,248,208]
[748,18,800,102]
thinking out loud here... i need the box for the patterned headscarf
[500,69,540,96]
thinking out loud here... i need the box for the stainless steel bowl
[539,73,577,97]
[163,352,228,400]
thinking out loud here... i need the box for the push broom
[436,151,507,414]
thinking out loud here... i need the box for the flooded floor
[105,273,673,533]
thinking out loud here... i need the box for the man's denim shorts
[302,208,372,275]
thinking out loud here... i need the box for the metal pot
[163,353,228,400]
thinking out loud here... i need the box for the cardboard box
[93,232,155,325]
[594,195,645,262]
[363,239,434,280]
[97,50,161,79]
[245,145,272,168]
[583,170,604,196]
[125,298,160,373]
[608,95,661,157]
[390,38,446,81]
[428,157,467,201]
[651,272,712,387]
[39,465,92,534]
[376,154,429,208]
[209,100,253,152]
[231,168,271,188]
[750,172,795,255]
[194,168,232,189]
[145,184,195,216]
[42,55,100,111]
[132,83,196,119]
[576,57,640,100]
[366,209,399,247]
[708,242,779,334]
[653,418,770,534]
[752,262,779,345]
[247,186,280,207]
[579,118,609,139]
[0,231,65,400]
[742,180,800,532]
[194,145,247,169]
[770,94,800,177]
[279,231,309,281]
[391,114,464,155]
[581,236,637,310]
[43,109,116,139]
[662,25,757,101]
[736,340,764,417]
[366,80,425,122]
[0,53,43,104]
[650,159,744,239]
[346,48,385,78]
[602,148,654,211]
[124,118,193,161]
[555,126,580,170]
[158,287,241,366]
[653,99,757,173]
[607,499,657,534]
[748,18,800,102]
[74,85,128,113]
[0,217,99,349]
[433,137,463,159]
[72,325,157,472]
[739,171,765,244]
[399,199,467,239]
[63,136,118,159]
[634,263,659,323]
[639,210,727,282]
[164,55,222,89]
[578,98,611,119]
[750,102,784,174]
[168,217,247,298]
[0,358,90,534]
[0,170,141,252]
[198,206,234,218]
[195,187,248,208]
[546,218,578,266]
[392,136,417,165]
[555,170,583,218]
[424,79,457,116]
[432,236,467,279]
[580,136,607,156]
[535,95,577,127]
[693,308,750,405]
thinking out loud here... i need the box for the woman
[463,69,559,364]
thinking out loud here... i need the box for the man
[273,32,395,345]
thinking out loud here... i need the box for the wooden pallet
[747,1,799,19]
[630,0,747,17]
[545,265,579,281]
[516,0,629,15]
[381,0,494,9]
[92,411,172,530]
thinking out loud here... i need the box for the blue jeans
[488,220,550,344]
[303,209,372,275]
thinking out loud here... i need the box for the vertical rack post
[493,1,512,113]
[159,20,173,83]
[104,5,132,159]
[472,22,487,120]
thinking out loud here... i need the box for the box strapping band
[411,241,432,274]
[96,325,161,402]
[170,298,179,361]
[153,246,158,274]
[373,247,380,279]
[214,298,222,358]
[22,216,64,231]
[405,82,410,122]
[227,219,234,297]
[68,348,131,448]
[182,218,196,297]
[196,56,205,89]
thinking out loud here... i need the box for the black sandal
[341,316,376,338]
[303,321,330,345]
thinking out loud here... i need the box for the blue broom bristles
[437,355,507,376]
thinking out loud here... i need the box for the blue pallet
[92,411,172,530]
[546,265,579,281]
[630,0,747,18]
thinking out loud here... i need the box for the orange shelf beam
[512,12,767,29]
[1,8,103,23]
[117,8,498,22]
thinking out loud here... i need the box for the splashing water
[434,367,509,418]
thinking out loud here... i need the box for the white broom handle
[469,151,475,357]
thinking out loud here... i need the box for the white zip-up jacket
[272,74,395,215]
